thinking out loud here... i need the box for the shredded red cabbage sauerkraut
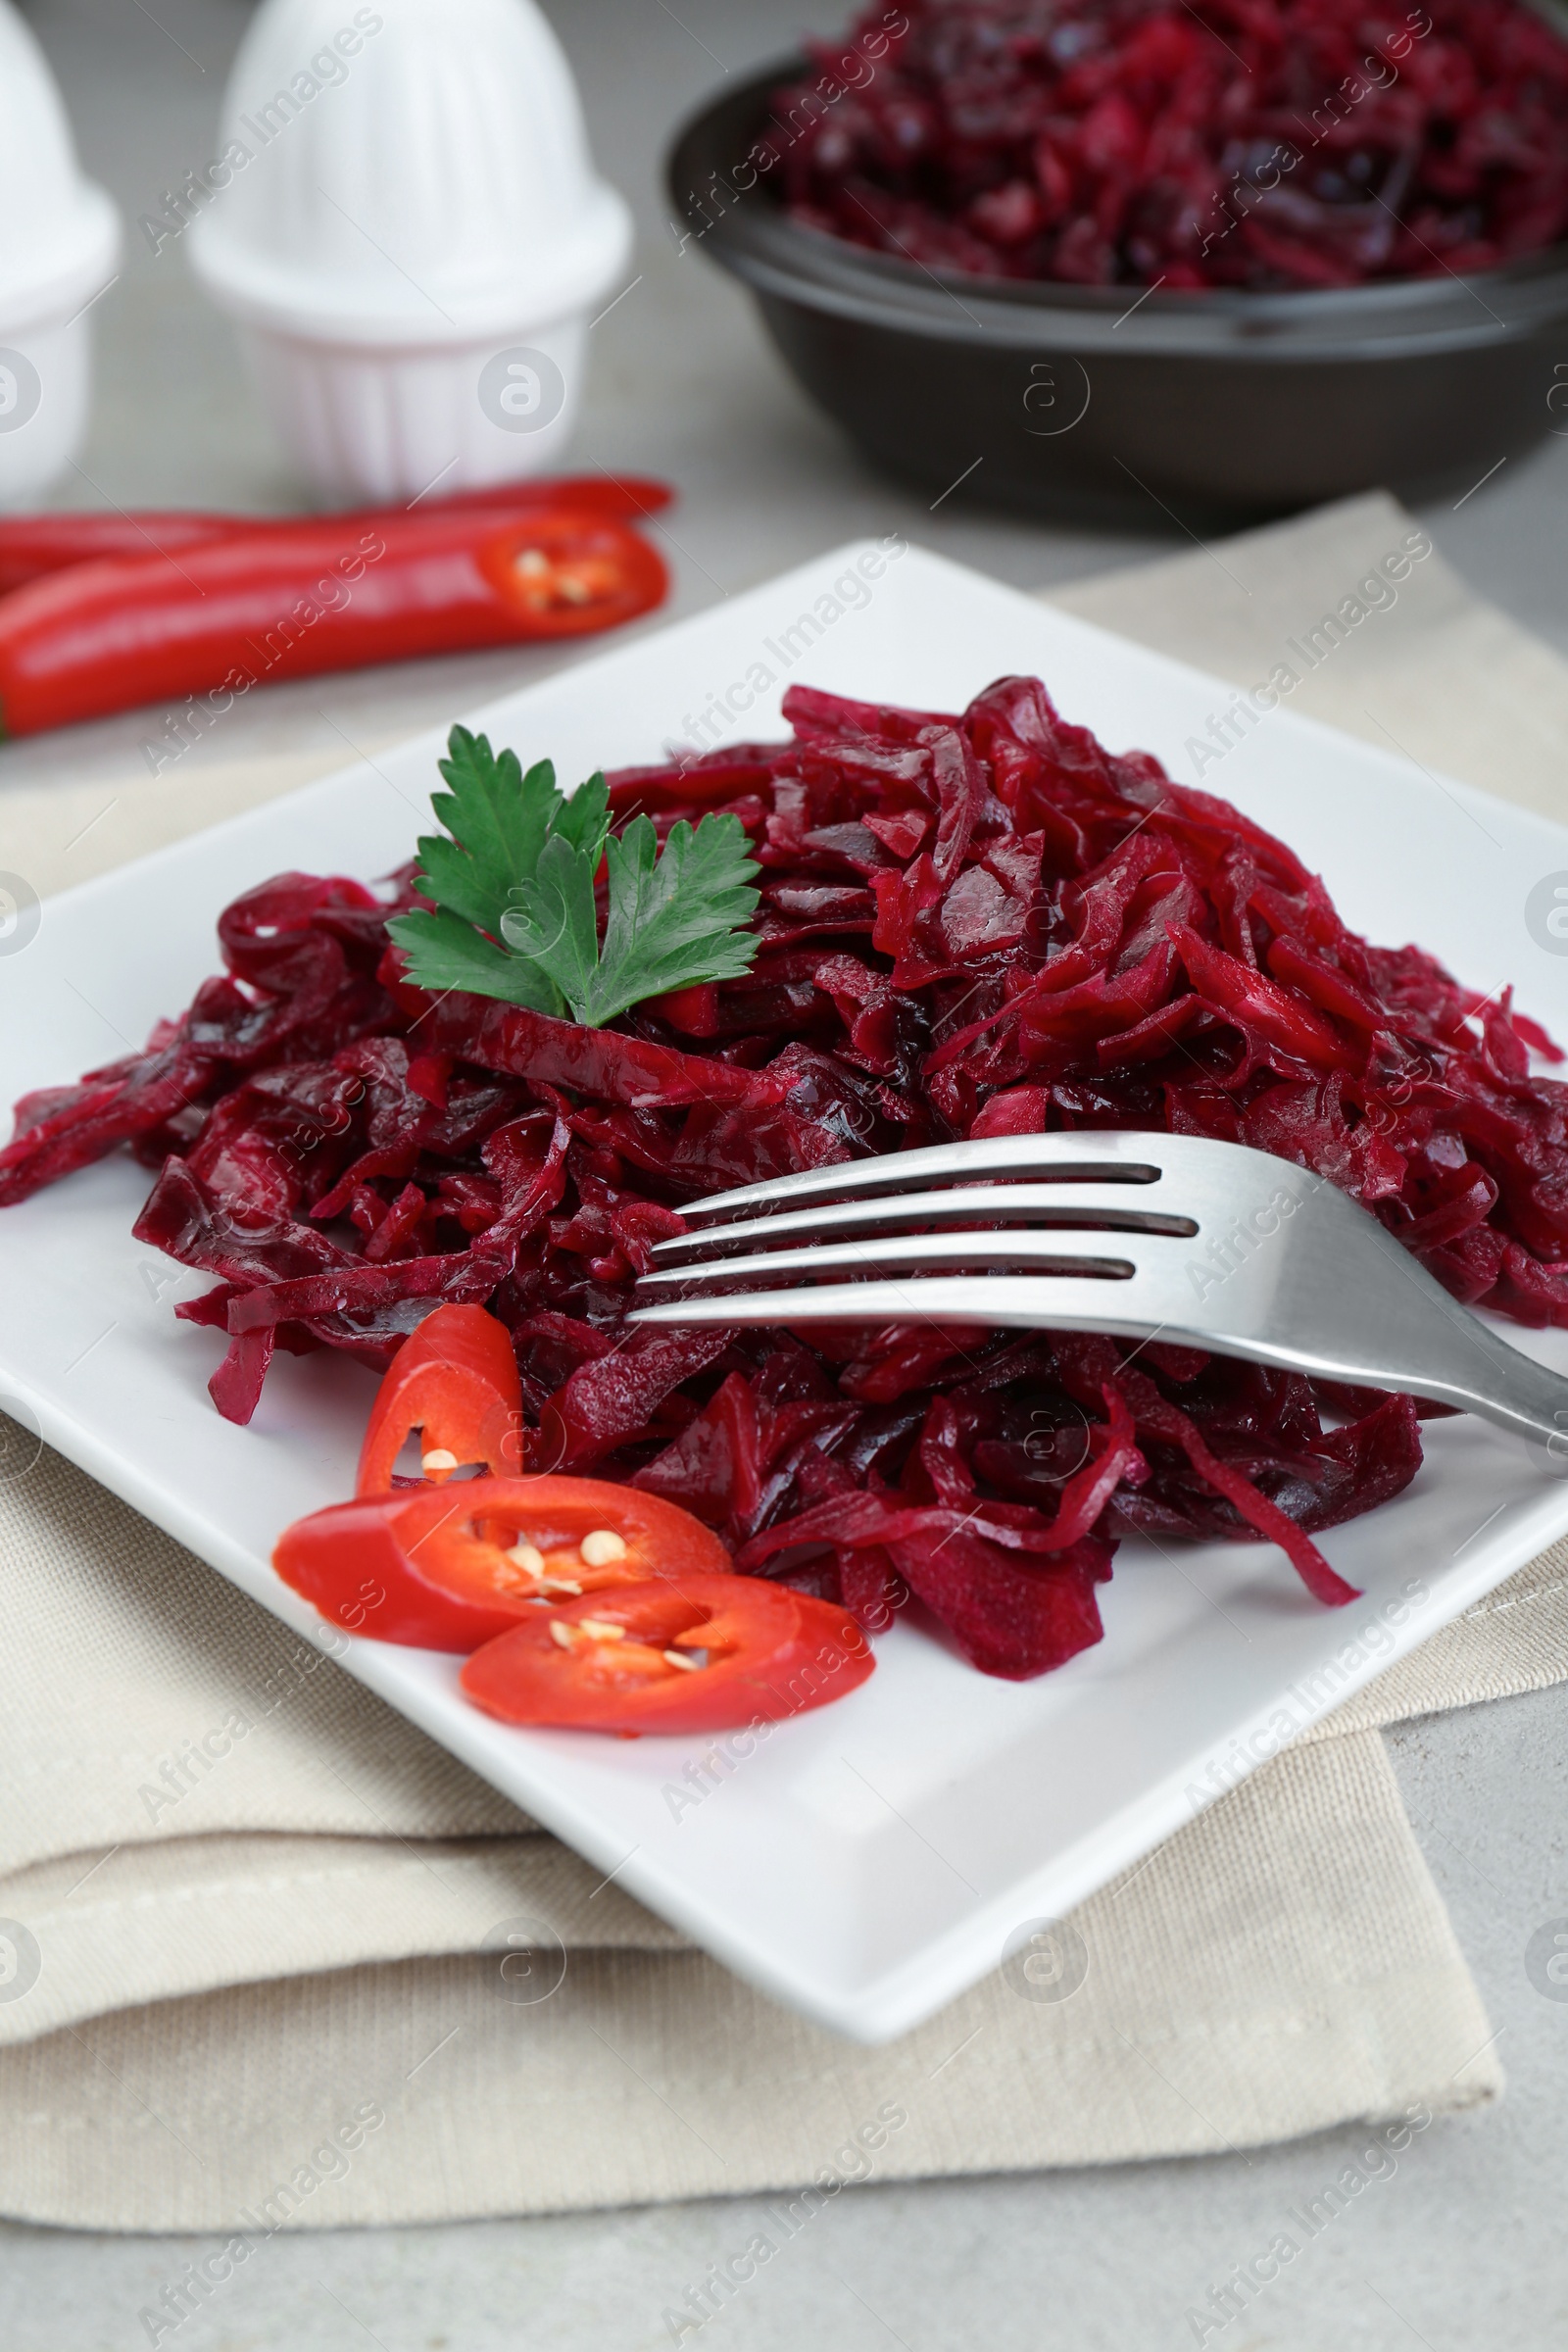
[769,0,1568,292]
[6,674,1563,1680]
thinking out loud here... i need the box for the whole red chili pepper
[0,504,669,737]
[0,475,672,597]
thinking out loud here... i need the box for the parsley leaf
[388,723,760,1026]
[495,833,602,1019]
[501,811,760,1026]
[385,903,564,1015]
[415,726,570,938]
[387,725,611,1015]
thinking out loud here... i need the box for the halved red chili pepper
[0,504,669,737]
[0,477,672,596]
[356,1301,524,1494]
[272,1474,733,1650]
[460,1574,875,1735]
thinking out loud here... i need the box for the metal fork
[629,1131,1568,1448]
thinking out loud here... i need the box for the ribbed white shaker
[0,0,121,509]
[188,0,632,503]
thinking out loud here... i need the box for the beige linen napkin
[2,491,1564,2230]
[1047,488,1568,821]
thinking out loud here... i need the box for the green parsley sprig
[387,725,760,1026]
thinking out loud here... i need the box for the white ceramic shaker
[187,0,632,504]
[0,0,120,509]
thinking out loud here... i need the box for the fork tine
[630,1129,1568,1450]
[629,1273,1176,1344]
[678,1130,1166,1223]
[650,1182,1199,1264]
[638,1231,1146,1292]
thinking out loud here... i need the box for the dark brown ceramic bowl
[667,59,1568,526]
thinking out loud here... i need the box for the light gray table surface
[3,2,1567,2344]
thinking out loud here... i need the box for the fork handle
[1281,1206,1568,1452]
[1405,1324,1568,1456]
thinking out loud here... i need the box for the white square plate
[4,542,1567,2043]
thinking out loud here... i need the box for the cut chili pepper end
[478,513,667,636]
[510,549,614,611]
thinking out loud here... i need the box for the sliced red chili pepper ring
[272,1474,734,1651]
[356,1301,524,1494]
[460,1573,875,1734]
